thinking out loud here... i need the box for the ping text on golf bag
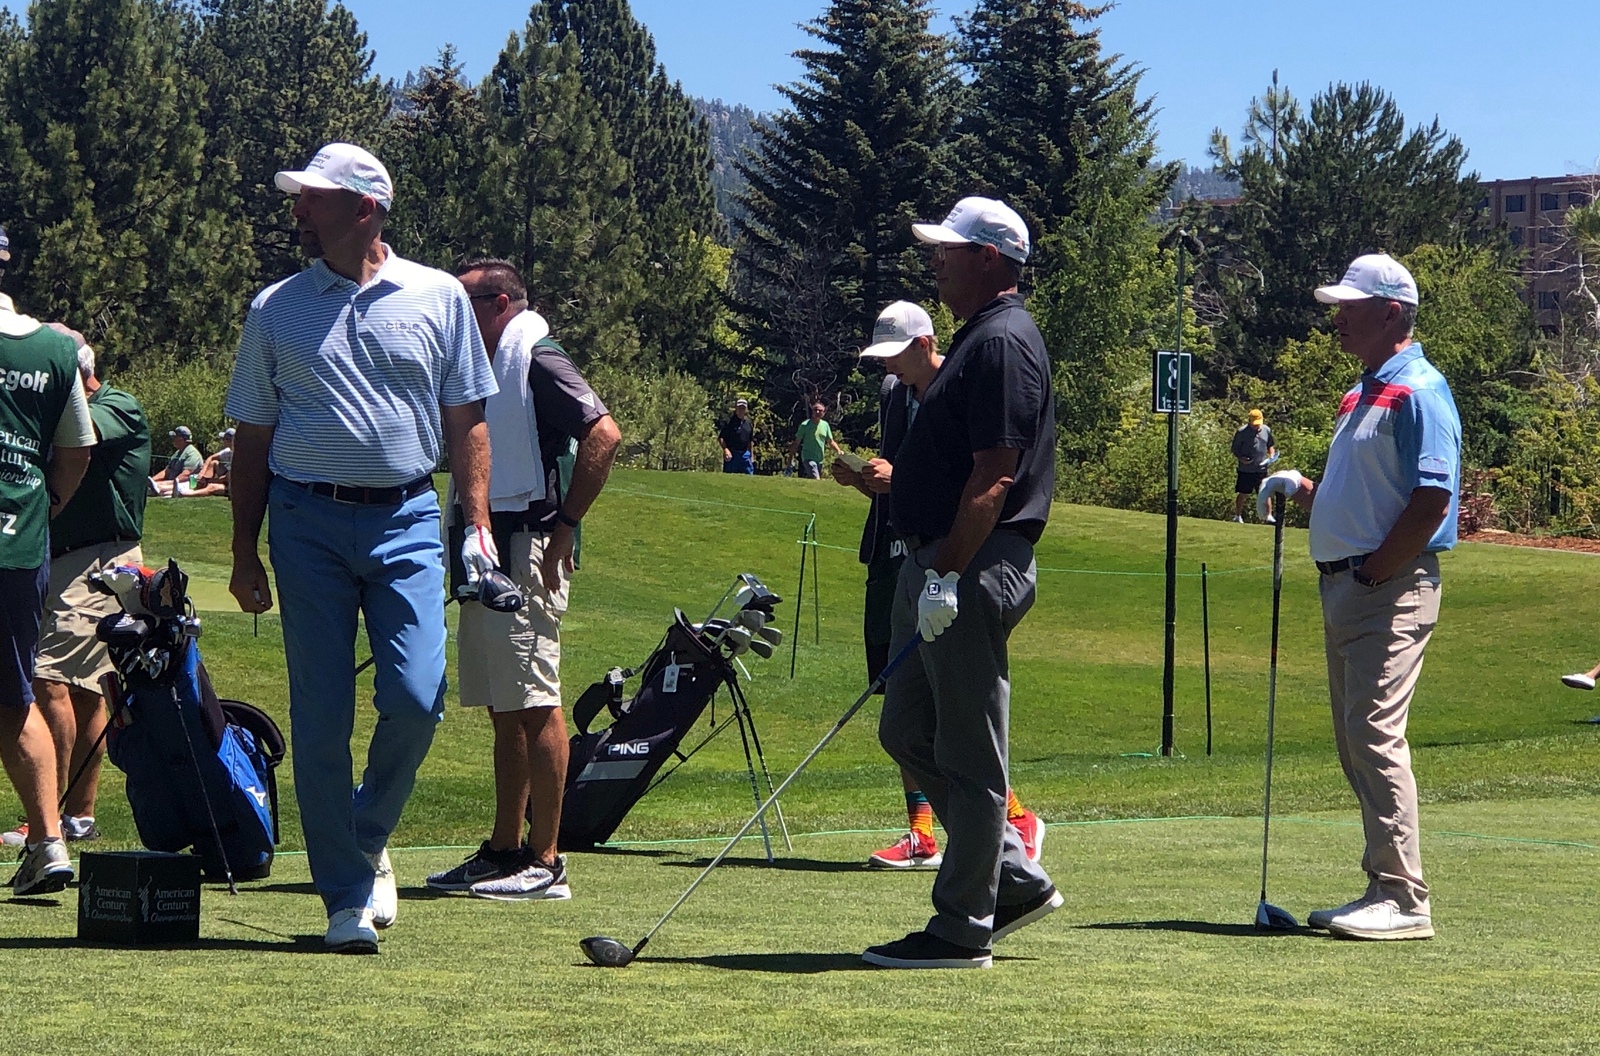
[93,559,285,881]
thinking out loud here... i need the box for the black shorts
[1235,469,1268,495]
[0,561,50,709]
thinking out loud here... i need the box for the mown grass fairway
[3,470,1598,1054]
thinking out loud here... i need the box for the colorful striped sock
[905,790,934,839]
[1006,787,1027,821]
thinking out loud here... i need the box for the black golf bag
[94,559,285,882]
[559,606,785,852]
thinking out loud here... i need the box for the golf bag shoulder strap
[572,669,626,735]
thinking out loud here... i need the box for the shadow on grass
[571,846,679,859]
[249,882,318,896]
[1080,919,1309,937]
[0,934,323,953]
[627,951,1039,972]
[658,856,867,873]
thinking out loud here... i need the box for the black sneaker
[992,885,1064,941]
[425,842,521,891]
[862,930,992,969]
[469,849,572,901]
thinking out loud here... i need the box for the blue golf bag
[95,560,284,883]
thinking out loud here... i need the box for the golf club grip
[637,637,921,947]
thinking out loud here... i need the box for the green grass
[3,470,1599,1053]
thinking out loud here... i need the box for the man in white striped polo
[225,143,499,954]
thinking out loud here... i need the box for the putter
[579,635,922,967]
[1256,492,1299,931]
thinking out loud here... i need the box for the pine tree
[189,0,389,285]
[477,13,645,370]
[0,0,253,364]
[954,0,1169,241]
[380,46,487,269]
[734,0,956,417]
[1203,80,1482,379]
[542,0,725,375]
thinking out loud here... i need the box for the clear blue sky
[5,0,1593,178]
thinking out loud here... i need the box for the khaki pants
[1319,553,1440,914]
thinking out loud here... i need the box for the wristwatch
[1352,568,1380,587]
[556,507,581,528]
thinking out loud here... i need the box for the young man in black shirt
[863,197,1060,970]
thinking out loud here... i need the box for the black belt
[54,535,139,559]
[1315,554,1370,576]
[287,475,435,506]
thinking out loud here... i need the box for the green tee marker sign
[1151,349,1192,414]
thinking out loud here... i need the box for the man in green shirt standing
[0,297,95,896]
[9,326,148,848]
[788,400,842,479]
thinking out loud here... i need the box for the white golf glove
[1256,470,1305,524]
[917,568,962,642]
[460,523,500,589]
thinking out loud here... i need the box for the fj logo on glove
[926,582,942,598]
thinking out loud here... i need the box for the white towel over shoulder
[445,309,550,526]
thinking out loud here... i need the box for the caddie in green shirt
[16,324,150,849]
[0,296,95,897]
[788,399,842,480]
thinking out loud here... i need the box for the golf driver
[1256,492,1299,931]
[579,635,922,967]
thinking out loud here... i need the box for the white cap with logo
[1314,253,1418,306]
[861,301,935,359]
[275,143,394,209]
[912,196,1030,263]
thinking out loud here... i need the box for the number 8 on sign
[1150,349,1192,415]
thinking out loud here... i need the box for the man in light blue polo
[225,142,499,954]
[1259,252,1460,942]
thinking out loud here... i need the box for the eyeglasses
[929,243,986,261]
[466,293,499,302]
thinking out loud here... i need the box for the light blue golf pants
[268,477,448,915]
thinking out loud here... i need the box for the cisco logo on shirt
[0,369,49,393]
[380,320,426,334]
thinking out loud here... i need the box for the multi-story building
[1480,174,1595,331]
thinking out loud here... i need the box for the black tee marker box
[77,851,201,945]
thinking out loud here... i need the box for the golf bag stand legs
[170,684,238,895]
[729,680,792,853]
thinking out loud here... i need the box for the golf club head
[579,935,637,967]
[747,636,774,660]
[754,625,782,647]
[1255,900,1299,931]
[736,572,782,612]
[733,608,768,632]
[722,625,753,656]
[477,569,526,613]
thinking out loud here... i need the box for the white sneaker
[11,838,73,896]
[367,849,397,928]
[1325,899,1433,940]
[325,907,379,954]
[1307,896,1372,931]
[1561,673,1596,691]
[1232,516,1245,523]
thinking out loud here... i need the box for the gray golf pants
[1319,553,1440,915]
[878,530,1054,949]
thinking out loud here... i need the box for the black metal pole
[790,516,810,678]
[1161,238,1185,757]
[810,521,821,645]
[1202,561,1213,757]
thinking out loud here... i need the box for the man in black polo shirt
[719,399,754,474]
[863,197,1060,970]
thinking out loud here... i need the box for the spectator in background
[0,222,12,312]
[719,399,754,474]
[788,400,841,479]
[1231,409,1276,523]
[148,426,204,497]
[178,427,234,497]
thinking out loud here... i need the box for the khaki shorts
[457,530,570,712]
[35,541,143,693]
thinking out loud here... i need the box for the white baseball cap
[861,301,935,358]
[275,143,394,209]
[1314,253,1418,306]
[912,196,1030,263]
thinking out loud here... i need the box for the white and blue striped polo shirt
[1310,342,1461,563]
[225,248,497,487]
